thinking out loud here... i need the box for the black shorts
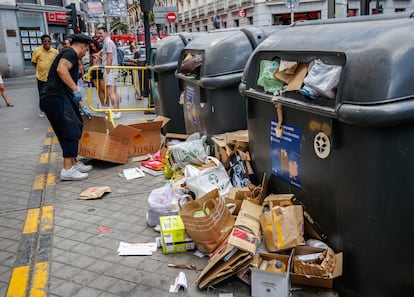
[90,69,103,80]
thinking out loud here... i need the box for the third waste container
[148,33,205,134]
[240,14,414,297]
[175,26,284,136]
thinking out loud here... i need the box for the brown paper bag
[178,189,235,254]
[260,202,304,252]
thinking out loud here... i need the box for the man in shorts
[97,26,121,119]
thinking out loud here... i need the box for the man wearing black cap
[40,33,93,181]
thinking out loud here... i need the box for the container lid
[153,32,206,69]
[182,26,285,77]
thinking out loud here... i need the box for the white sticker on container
[314,132,331,159]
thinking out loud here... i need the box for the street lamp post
[285,0,299,24]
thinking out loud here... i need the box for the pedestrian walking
[89,39,106,107]
[97,26,122,119]
[0,71,13,107]
[39,33,93,181]
[31,34,58,117]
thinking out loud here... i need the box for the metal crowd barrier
[85,65,155,122]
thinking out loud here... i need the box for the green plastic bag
[257,59,286,94]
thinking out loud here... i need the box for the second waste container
[148,33,205,134]
[240,14,414,297]
[175,26,284,136]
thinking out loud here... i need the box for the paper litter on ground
[117,241,157,256]
[120,167,145,180]
[169,272,188,293]
[78,186,111,200]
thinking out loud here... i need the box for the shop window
[16,0,37,3]
[45,0,63,6]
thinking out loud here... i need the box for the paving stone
[50,281,83,297]
[71,269,101,286]
[88,274,119,291]
[106,279,138,295]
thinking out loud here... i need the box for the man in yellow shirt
[32,34,58,117]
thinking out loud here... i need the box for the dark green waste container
[175,26,284,136]
[240,14,414,297]
[148,33,205,134]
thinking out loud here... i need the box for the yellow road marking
[6,266,30,297]
[32,175,45,191]
[47,127,53,133]
[23,208,40,234]
[46,173,56,187]
[29,262,49,297]
[39,153,49,164]
[40,206,54,232]
[43,138,52,146]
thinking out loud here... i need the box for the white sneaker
[73,161,93,173]
[112,112,122,119]
[60,167,88,181]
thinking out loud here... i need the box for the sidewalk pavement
[0,75,338,297]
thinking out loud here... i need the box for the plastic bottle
[267,259,286,273]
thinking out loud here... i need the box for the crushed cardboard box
[290,245,343,289]
[211,130,249,169]
[78,115,169,164]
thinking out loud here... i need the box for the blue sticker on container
[184,85,199,128]
[270,121,301,188]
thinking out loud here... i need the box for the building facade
[164,0,414,32]
[2,0,414,77]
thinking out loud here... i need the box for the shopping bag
[184,156,232,198]
[178,189,235,254]
[260,201,304,252]
[146,184,182,226]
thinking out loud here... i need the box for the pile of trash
[138,130,342,295]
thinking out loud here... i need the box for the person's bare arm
[106,52,113,73]
[56,58,78,92]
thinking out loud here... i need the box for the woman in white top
[89,39,107,107]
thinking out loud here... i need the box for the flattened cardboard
[228,200,263,254]
[197,242,252,289]
[290,245,343,289]
[274,62,308,92]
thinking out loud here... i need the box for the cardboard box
[78,115,142,164]
[159,215,186,244]
[127,116,169,156]
[251,251,293,297]
[161,238,195,254]
[290,245,343,289]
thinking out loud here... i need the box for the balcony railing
[191,8,197,19]
[228,0,239,8]
[198,7,206,17]
[217,1,225,11]
[207,2,214,14]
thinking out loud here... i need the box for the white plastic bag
[169,134,209,169]
[303,59,342,99]
[184,156,233,199]
[146,184,182,226]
